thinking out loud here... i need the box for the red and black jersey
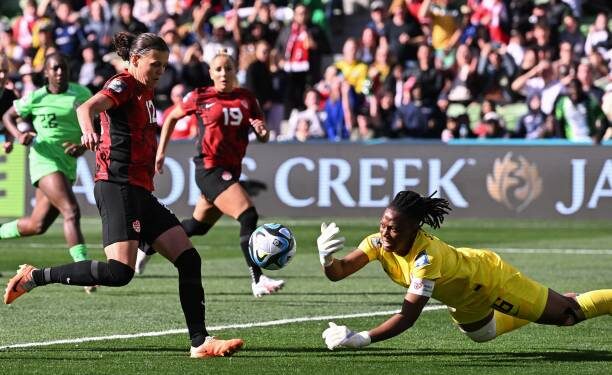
[95,71,158,191]
[181,86,263,176]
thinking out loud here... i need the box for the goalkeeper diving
[317,190,612,350]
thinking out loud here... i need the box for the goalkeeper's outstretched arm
[368,292,430,343]
[323,292,430,349]
[323,249,369,282]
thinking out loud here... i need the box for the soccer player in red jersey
[3,32,243,358]
[146,50,284,298]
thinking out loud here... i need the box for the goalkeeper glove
[322,322,371,350]
[317,222,345,267]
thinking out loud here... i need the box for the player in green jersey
[1,53,95,292]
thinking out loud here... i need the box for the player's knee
[31,220,50,235]
[181,218,212,237]
[32,222,45,235]
[237,207,258,236]
[106,259,135,286]
[461,319,497,343]
[61,204,81,223]
[174,248,202,283]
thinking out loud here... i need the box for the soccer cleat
[251,275,285,297]
[190,336,244,358]
[135,249,152,275]
[4,264,37,304]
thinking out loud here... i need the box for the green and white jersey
[13,83,92,185]
[13,83,92,144]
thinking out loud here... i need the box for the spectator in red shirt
[161,83,198,140]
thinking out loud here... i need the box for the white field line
[2,243,612,255]
[0,305,447,350]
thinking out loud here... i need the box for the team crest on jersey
[414,250,430,268]
[221,171,232,181]
[108,78,126,93]
[132,220,141,233]
[370,236,382,248]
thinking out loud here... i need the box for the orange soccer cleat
[190,336,244,358]
[4,264,37,304]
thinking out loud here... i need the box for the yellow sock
[576,290,612,319]
[494,310,530,337]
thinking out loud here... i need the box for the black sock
[31,260,134,287]
[238,207,262,283]
[174,248,209,347]
[181,217,213,237]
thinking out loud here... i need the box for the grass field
[0,217,611,375]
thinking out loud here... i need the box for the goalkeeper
[317,190,612,350]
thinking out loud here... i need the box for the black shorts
[94,180,180,247]
[193,158,240,202]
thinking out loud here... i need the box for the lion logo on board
[486,152,542,212]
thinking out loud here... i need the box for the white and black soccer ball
[248,223,296,270]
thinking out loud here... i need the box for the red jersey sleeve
[247,91,264,121]
[180,89,199,115]
[100,74,134,107]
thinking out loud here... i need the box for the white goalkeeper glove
[322,322,371,350]
[317,222,345,267]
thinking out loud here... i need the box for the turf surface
[1,218,611,374]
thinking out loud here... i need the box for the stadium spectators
[0,0,609,144]
[513,93,547,139]
[554,78,606,142]
[0,53,18,153]
[284,87,326,140]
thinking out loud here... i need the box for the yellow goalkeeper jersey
[359,230,519,310]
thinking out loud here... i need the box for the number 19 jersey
[181,86,263,176]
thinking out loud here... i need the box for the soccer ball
[248,223,296,270]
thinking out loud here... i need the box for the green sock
[69,244,89,262]
[0,220,21,239]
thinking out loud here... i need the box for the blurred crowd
[0,0,611,143]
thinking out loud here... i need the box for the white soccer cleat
[251,275,285,297]
[135,249,152,275]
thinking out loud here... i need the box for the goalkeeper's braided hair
[389,191,451,229]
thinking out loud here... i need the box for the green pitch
[0,218,611,374]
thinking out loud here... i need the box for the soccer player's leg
[1,188,59,239]
[536,288,612,325]
[37,172,90,262]
[135,239,156,275]
[452,306,530,343]
[146,200,243,357]
[183,196,219,237]
[575,290,612,319]
[4,181,145,304]
[214,182,284,297]
[135,197,219,275]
